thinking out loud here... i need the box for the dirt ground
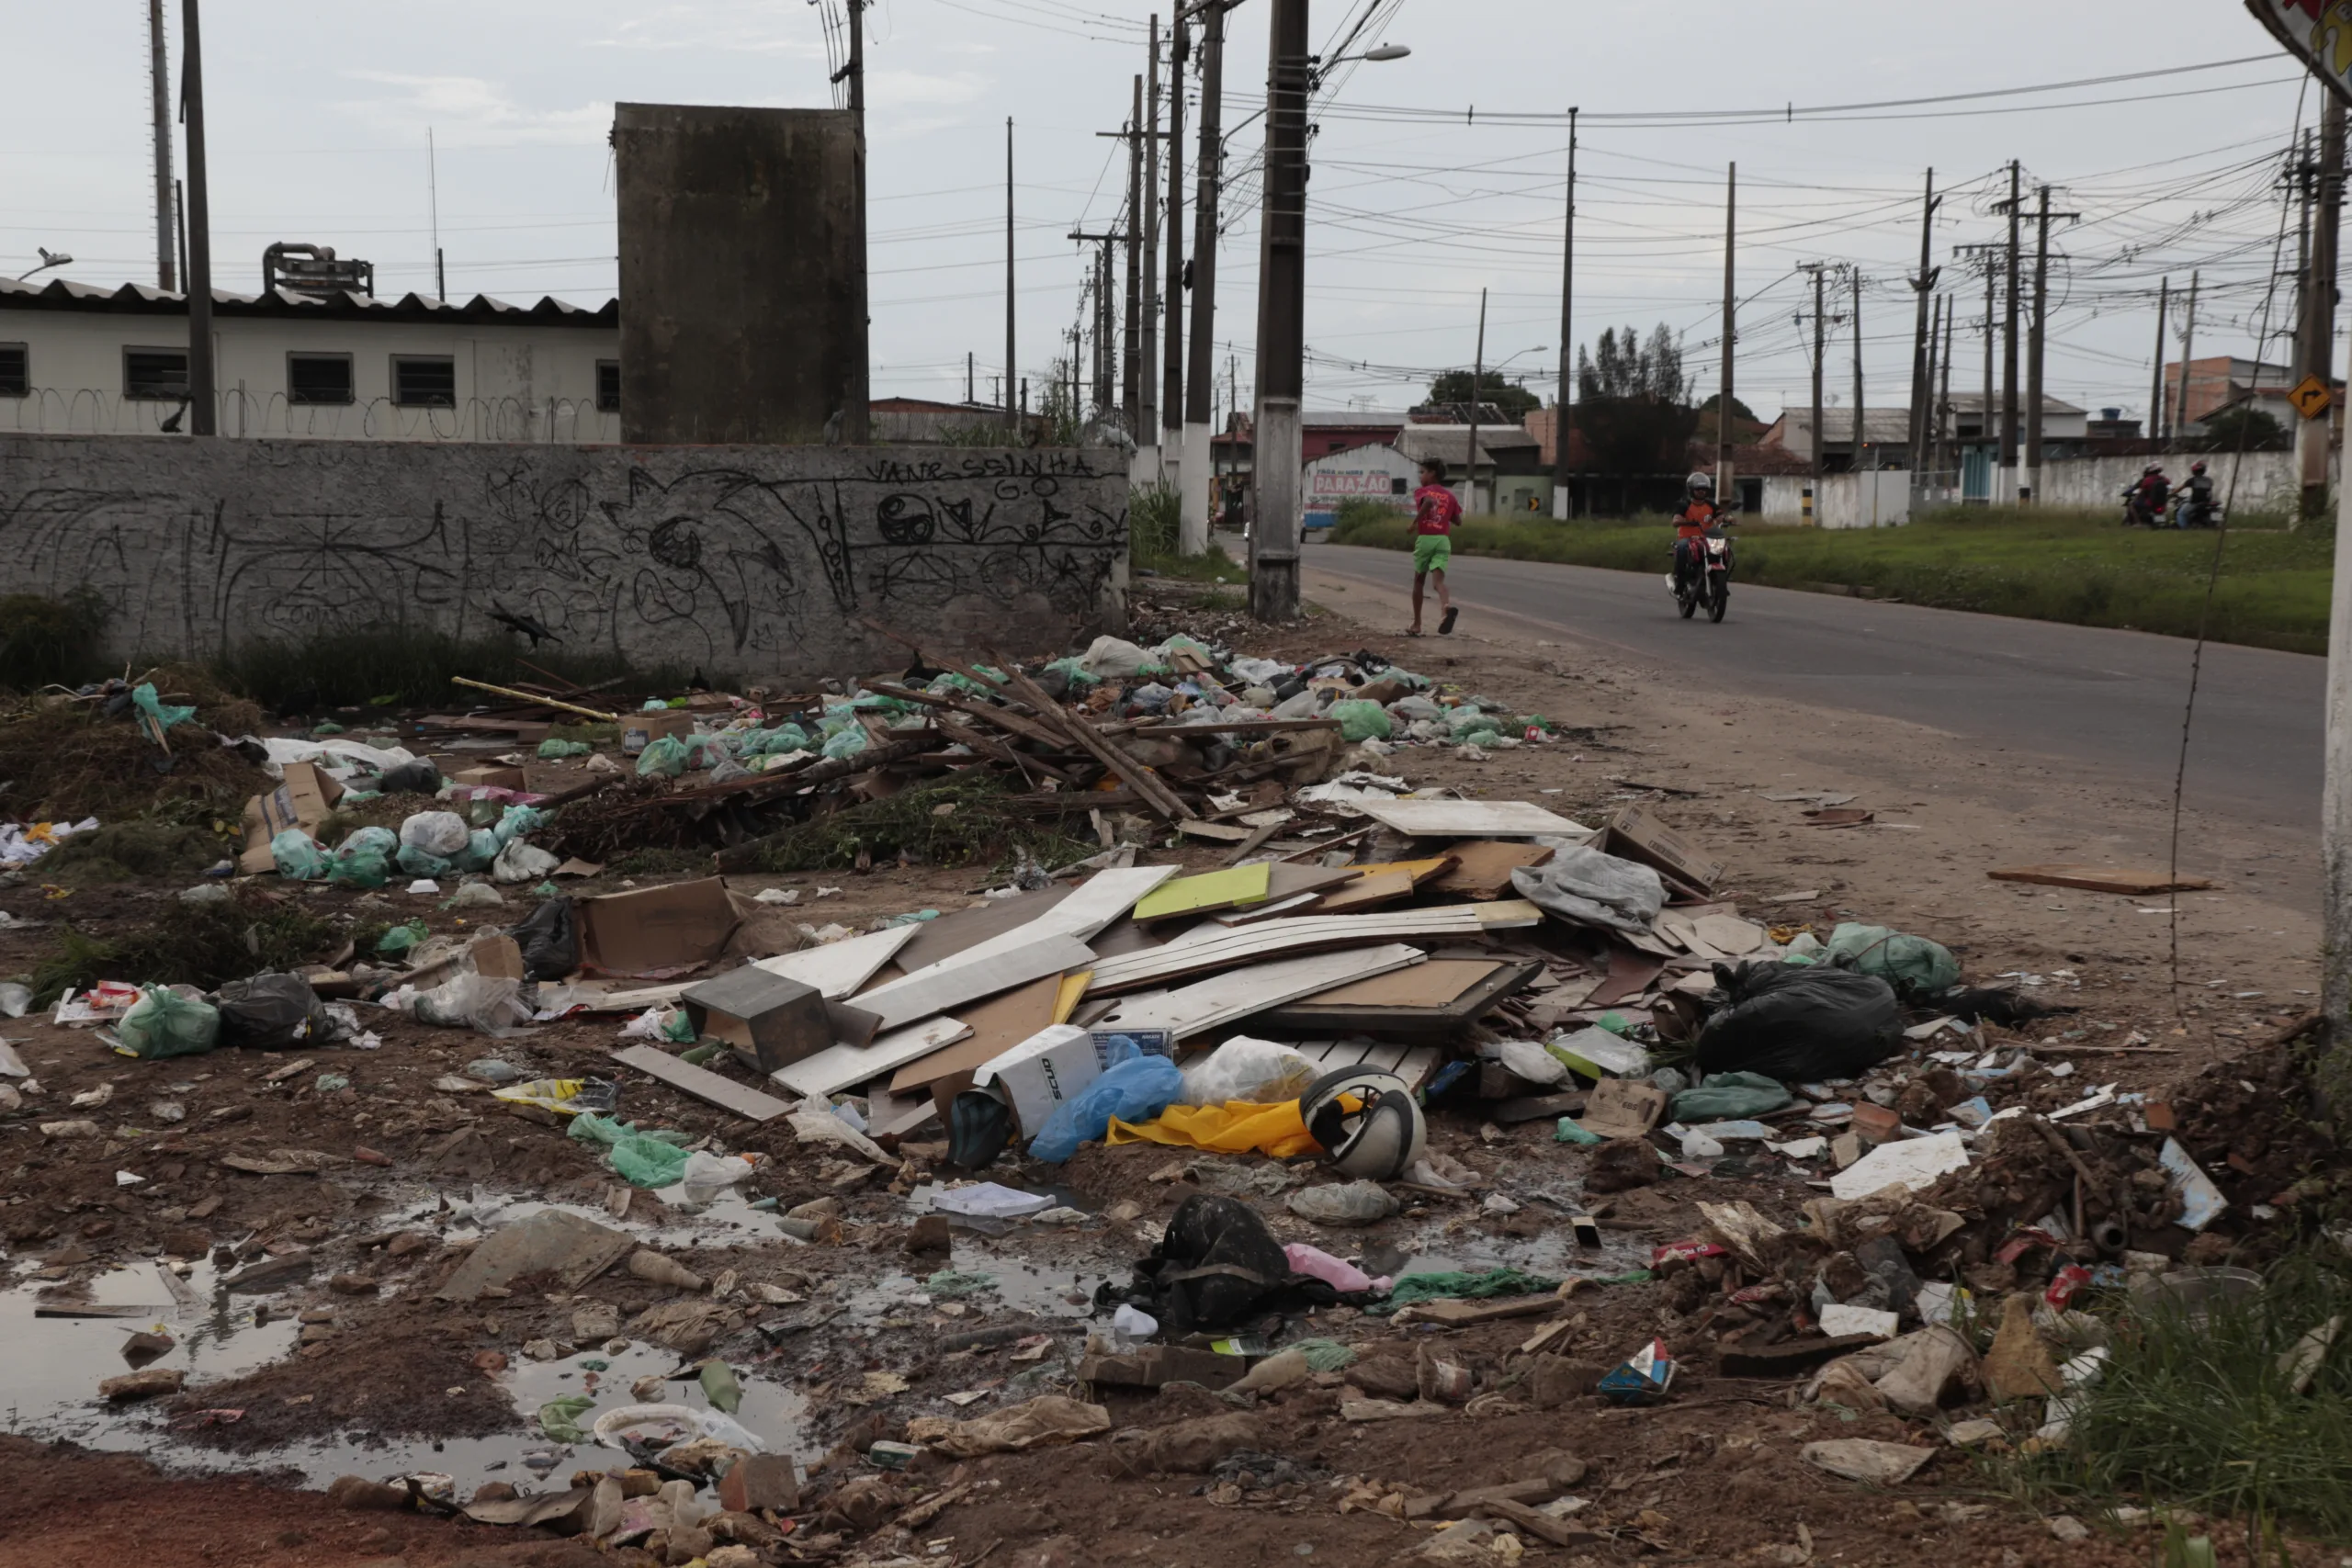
[0,581,2326,1567]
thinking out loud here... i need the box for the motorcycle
[1668,519,1736,623]
[2120,481,2168,528]
[2172,483,2221,529]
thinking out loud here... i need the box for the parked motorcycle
[1668,518,1736,623]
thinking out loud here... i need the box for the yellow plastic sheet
[1107,1100,1323,1159]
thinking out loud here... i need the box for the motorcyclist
[2125,463,2169,526]
[2174,459,2215,527]
[1672,471,1723,591]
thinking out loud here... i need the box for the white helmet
[1686,471,1713,499]
[1299,1066,1426,1181]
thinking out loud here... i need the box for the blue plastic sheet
[1029,1035,1184,1164]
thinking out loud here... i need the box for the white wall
[0,309,621,442]
[2030,448,2318,514]
[1758,470,1911,527]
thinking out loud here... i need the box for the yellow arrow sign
[2290,374,2334,420]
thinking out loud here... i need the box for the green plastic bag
[1555,1117,1602,1145]
[118,985,220,1059]
[820,728,869,761]
[311,720,345,736]
[1670,1070,1793,1122]
[538,1394,596,1442]
[662,1009,696,1043]
[1369,1268,1561,1316]
[537,739,593,759]
[1825,922,1960,995]
[270,829,329,881]
[698,1360,742,1414]
[131,682,198,732]
[376,920,426,956]
[1329,700,1393,742]
[328,826,396,889]
[636,735,690,777]
[568,1111,693,1188]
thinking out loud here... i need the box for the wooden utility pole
[1552,107,1577,518]
[1999,161,2023,496]
[1982,258,1996,475]
[1181,0,1227,553]
[1850,266,1865,475]
[2024,185,2052,502]
[2150,277,2170,444]
[1139,17,1162,471]
[1006,118,1018,434]
[1906,168,1939,474]
[844,0,870,442]
[1923,292,1942,487]
[1249,0,1309,620]
[1463,288,1488,518]
[1124,75,1143,433]
[1804,263,1826,487]
[1717,162,1736,502]
[150,0,175,291]
[1937,294,1954,488]
[2175,269,2200,435]
[180,0,215,434]
[1162,10,1187,476]
[2300,97,2345,521]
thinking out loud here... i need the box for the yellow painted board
[1053,969,1091,1024]
[1131,862,1273,921]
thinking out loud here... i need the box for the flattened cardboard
[888,973,1062,1095]
[238,761,345,874]
[1987,864,2215,896]
[1597,805,1724,895]
[621,710,698,752]
[454,764,528,791]
[1428,840,1555,900]
[575,877,740,977]
[1580,1077,1669,1140]
[1308,867,1418,916]
[1257,957,1543,1043]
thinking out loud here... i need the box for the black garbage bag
[375,760,442,795]
[946,1091,1013,1170]
[1105,1193,1346,1335]
[1691,960,1902,1081]
[514,895,578,981]
[1938,987,2078,1028]
[215,973,333,1051]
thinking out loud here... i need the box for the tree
[1573,323,1696,479]
[1424,369,1541,420]
[1693,391,1759,446]
[2197,404,2289,452]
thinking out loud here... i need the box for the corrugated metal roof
[1396,423,1541,465]
[0,275,617,327]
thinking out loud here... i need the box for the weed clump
[729,774,1091,874]
[0,589,111,692]
[30,886,348,1005]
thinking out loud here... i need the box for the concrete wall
[0,434,1125,678]
[0,307,620,442]
[1758,469,1911,527]
[616,104,863,446]
[2029,448,2315,514]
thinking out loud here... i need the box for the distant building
[1396,423,1545,513]
[2085,407,2143,440]
[2157,355,2341,431]
[868,396,1048,444]
[1758,407,1917,470]
[1302,443,1417,530]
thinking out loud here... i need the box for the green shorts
[1412,533,1452,575]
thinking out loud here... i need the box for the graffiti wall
[0,435,1128,677]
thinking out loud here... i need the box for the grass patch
[2002,1244,2352,1544]
[1328,505,2333,653]
[1132,484,1248,584]
[729,773,1092,874]
[0,589,112,692]
[0,671,269,823]
[40,818,238,884]
[206,627,666,713]
[30,886,349,1005]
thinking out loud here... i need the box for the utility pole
[1070,231,1123,416]
[1139,15,1162,478]
[1552,107,1577,519]
[967,351,975,405]
[2300,97,2345,521]
[150,0,175,291]
[1937,295,1954,490]
[180,0,215,435]
[1005,118,1018,434]
[2001,160,2021,498]
[1162,10,1187,485]
[1923,292,1941,489]
[1851,266,1866,475]
[1463,288,1488,519]
[1250,0,1309,620]
[1180,0,1227,554]
[2024,185,2063,502]
[1803,262,1827,487]
[1907,169,1939,476]
[843,0,870,443]
[2175,269,2200,435]
[429,129,447,300]
[1124,76,1143,433]
[2151,277,2170,445]
[1982,257,1996,476]
[1717,162,1736,503]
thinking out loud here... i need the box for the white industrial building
[0,275,620,442]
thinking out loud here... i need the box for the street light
[16,247,72,282]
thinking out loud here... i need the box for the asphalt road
[1311,542,2325,832]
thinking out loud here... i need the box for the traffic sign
[2290,374,2334,421]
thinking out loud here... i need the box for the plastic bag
[1076,634,1153,679]
[375,919,426,956]
[270,829,329,882]
[1498,1038,1570,1087]
[400,810,470,858]
[117,985,220,1059]
[1285,1180,1398,1226]
[1388,694,1442,722]
[820,728,869,761]
[1824,922,1961,996]
[1029,1035,1184,1163]
[216,973,332,1050]
[1510,845,1666,937]
[328,826,397,889]
[1692,961,1903,1081]
[637,735,690,777]
[492,839,560,885]
[569,1111,694,1189]
[376,760,442,795]
[515,896,578,981]
[131,682,197,732]
[1107,1100,1319,1158]
[393,972,532,1036]
[1670,1070,1793,1122]
[1329,700,1393,742]
[537,738,594,759]
[667,1151,755,1212]
[1039,657,1101,689]
[1176,1035,1317,1107]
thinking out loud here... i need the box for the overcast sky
[5,1,2322,426]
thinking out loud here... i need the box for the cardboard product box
[680,966,834,1075]
[973,1023,1102,1137]
[453,764,529,792]
[1087,1026,1175,1059]
[574,877,740,976]
[1598,804,1724,896]
[238,761,345,875]
[621,710,698,755]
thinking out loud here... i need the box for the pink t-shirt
[1412,483,1463,536]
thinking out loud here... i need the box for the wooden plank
[1212,892,1326,926]
[1134,863,1273,922]
[888,974,1062,1094]
[1307,867,1417,916]
[611,1043,795,1122]
[1286,957,1500,1009]
[893,886,1079,973]
[851,931,1096,1031]
[863,680,1070,751]
[1091,944,1426,1042]
[1353,798,1590,839]
[881,866,1175,998]
[1257,958,1543,1043]
[1426,840,1556,900]
[1082,902,1534,994]
[571,924,920,1013]
[1125,717,1344,736]
[1177,819,1258,843]
[769,1016,972,1100]
[1988,864,2215,896]
[993,660,1198,821]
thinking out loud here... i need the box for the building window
[391,355,457,408]
[288,352,354,405]
[123,347,189,400]
[595,360,621,413]
[0,344,25,398]
[1389,476,1408,495]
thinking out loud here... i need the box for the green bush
[0,588,110,692]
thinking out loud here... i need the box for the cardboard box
[974,1023,1101,1137]
[621,710,698,755]
[453,764,529,792]
[680,966,833,1075]
[574,877,740,976]
[238,761,345,875]
[1598,804,1724,895]
[1580,1077,1669,1140]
